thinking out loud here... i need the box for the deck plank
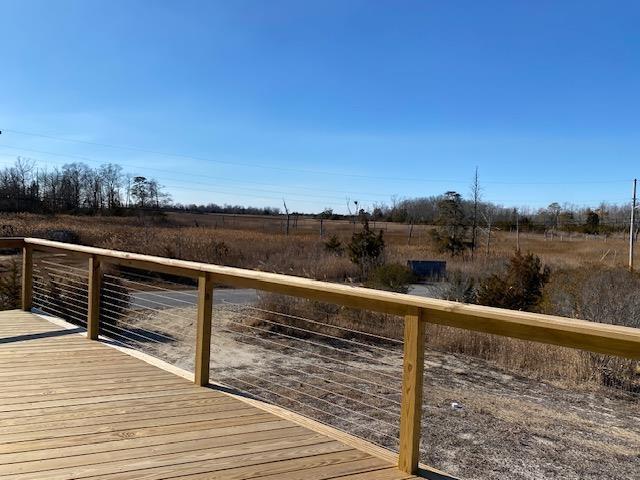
[0,310,416,479]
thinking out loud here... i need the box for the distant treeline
[170,203,281,216]
[0,158,282,217]
[0,158,170,214]
[318,195,633,235]
[0,158,632,234]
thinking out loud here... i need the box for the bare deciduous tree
[283,199,290,235]
[470,167,482,260]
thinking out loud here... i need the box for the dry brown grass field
[0,211,633,275]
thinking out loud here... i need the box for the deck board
[0,311,416,480]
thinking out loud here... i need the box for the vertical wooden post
[195,272,214,386]
[21,246,33,311]
[87,255,102,340]
[398,308,426,475]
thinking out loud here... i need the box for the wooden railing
[5,237,640,476]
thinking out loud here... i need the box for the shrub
[429,229,467,257]
[477,250,550,311]
[324,235,343,255]
[543,265,640,392]
[366,264,415,293]
[582,209,600,235]
[44,229,81,244]
[431,191,469,257]
[442,271,477,303]
[347,219,385,278]
[0,260,21,310]
[210,241,230,263]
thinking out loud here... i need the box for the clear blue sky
[1,0,638,213]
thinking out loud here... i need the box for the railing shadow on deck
[3,236,640,478]
[0,326,84,344]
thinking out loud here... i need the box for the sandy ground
[112,305,640,480]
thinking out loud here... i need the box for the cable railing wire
[33,303,87,326]
[33,276,87,296]
[99,325,168,351]
[99,321,169,346]
[32,278,87,301]
[215,372,399,448]
[222,318,402,381]
[102,284,196,313]
[32,296,87,323]
[248,363,400,423]
[223,307,402,360]
[210,330,401,410]
[216,327,399,394]
[104,270,197,294]
[222,300,403,346]
[102,281,197,308]
[33,268,88,285]
[33,269,88,289]
[35,263,88,281]
[97,300,180,342]
[101,293,193,325]
[100,307,183,342]
[39,259,88,274]
[105,282,401,368]
[108,272,402,363]
[98,310,178,344]
[224,367,399,430]
[86,281,403,408]
[32,284,87,313]
[217,324,400,391]
[32,297,87,326]
[41,281,397,366]
[33,272,88,289]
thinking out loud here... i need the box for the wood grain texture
[398,311,427,474]
[194,273,213,386]
[0,311,417,480]
[87,255,101,340]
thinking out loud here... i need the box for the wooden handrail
[4,236,640,476]
[19,237,640,360]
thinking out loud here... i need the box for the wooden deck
[0,310,417,480]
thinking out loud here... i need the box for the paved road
[408,283,448,298]
[130,283,445,310]
[131,288,258,309]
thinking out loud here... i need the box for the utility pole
[629,179,637,271]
